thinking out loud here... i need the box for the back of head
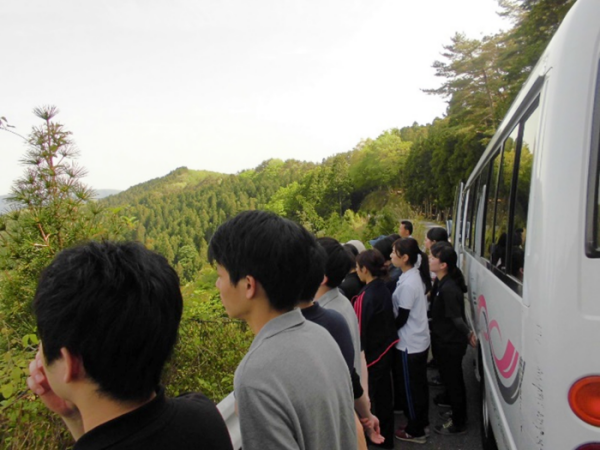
[300,245,327,301]
[426,227,448,243]
[34,241,183,403]
[317,237,353,288]
[373,236,395,262]
[356,249,388,278]
[346,239,366,254]
[208,210,317,310]
[388,233,401,242]
[393,238,432,293]
[343,243,358,265]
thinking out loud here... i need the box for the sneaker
[433,393,451,408]
[434,418,467,435]
[394,429,427,444]
[439,410,452,420]
[396,424,431,437]
[429,374,444,387]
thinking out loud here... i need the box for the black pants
[392,349,406,411]
[368,351,394,448]
[395,348,429,436]
[435,342,468,427]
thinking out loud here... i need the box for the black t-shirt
[74,386,233,450]
[301,302,364,399]
[430,276,468,346]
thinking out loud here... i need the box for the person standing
[354,249,398,449]
[428,242,477,436]
[390,238,432,444]
[209,211,357,450]
[399,220,414,238]
[27,241,233,450]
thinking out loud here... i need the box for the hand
[469,331,478,348]
[364,426,385,445]
[27,350,80,420]
[359,413,377,431]
[361,414,384,444]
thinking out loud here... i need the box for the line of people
[26,211,476,449]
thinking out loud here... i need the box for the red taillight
[569,376,600,427]
[576,445,600,450]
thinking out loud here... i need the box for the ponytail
[430,242,467,293]
[393,238,432,294]
[356,249,388,278]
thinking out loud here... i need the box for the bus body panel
[457,0,600,447]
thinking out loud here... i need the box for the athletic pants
[368,351,394,448]
[395,348,429,436]
[435,342,468,428]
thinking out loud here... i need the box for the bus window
[484,152,501,260]
[492,126,520,270]
[463,187,472,248]
[468,177,480,250]
[510,101,540,282]
[465,180,478,249]
[475,161,491,255]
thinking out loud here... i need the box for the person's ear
[321,275,328,287]
[60,348,85,383]
[245,275,258,299]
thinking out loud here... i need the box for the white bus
[452,0,600,448]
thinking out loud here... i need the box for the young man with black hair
[299,245,384,448]
[208,210,357,450]
[315,237,365,384]
[27,241,233,450]
[399,220,414,238]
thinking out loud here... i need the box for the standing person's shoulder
[74,387,234,450]
[168,392,234,449]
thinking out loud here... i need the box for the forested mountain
[102,160,318,281]
[99,126,427,282]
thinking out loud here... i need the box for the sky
[0,0,510,195]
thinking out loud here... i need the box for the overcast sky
[0,0,509,195]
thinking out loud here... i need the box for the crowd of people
[26,211,477,449]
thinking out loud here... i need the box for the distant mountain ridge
[0,195,13,213]
[102,167,222,206]
[94,189,121,199]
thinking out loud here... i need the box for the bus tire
[480,376,499,450]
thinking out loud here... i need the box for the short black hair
[400,220,413,235]
[426,227,448,243]
[208,210,318,310]
[299,245,327,301]
[34,241,183,403]
[373,236,395,262]
[317,237,353,288]
[343,243,358,265]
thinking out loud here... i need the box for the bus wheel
[480,376,499,450]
